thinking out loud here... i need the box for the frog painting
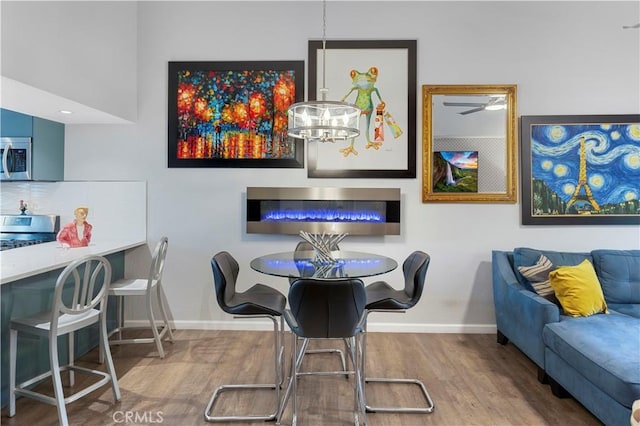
[340,67,403,157]
[308,39,416,179]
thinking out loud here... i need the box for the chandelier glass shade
[287,100,360,142]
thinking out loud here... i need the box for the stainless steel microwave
[0,137,32,181]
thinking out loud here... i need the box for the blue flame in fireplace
[262,209,384,223]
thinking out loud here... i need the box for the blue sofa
[492,248,640,426]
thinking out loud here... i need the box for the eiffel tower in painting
[566,136,600,212]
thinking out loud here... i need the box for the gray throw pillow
[517,254,557,302]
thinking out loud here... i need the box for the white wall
[7,1,640,332]
[0,181,147,243]
[1,1,137,122]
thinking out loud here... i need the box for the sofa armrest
[492,250,560,369]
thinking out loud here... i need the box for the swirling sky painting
[530,122,640,215]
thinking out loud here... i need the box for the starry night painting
[167,61,304,168]
[521,115,640,225]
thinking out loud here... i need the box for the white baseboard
[123,320,497,334]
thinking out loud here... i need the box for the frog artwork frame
[307,40,417,178]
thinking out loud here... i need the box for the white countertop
[0,239,146,285]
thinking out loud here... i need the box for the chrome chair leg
[204,315,283,422]
[303,343,348,378]
[362,312,435,414]
[347,334,367,426]
[278,335,366,425]
[156,283,174,343]
[105,291,173,359]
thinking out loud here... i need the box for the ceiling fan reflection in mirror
[443,95,507,115]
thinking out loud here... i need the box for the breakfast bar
[0,235,146,408]
[0,239,146,285]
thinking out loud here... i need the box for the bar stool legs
[361,311,435,414]
[204,314,285,422]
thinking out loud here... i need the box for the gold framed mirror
[422,84,517,203]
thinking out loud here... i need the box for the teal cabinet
[32,117,64,181]
[0,108,64,181]
[0,109,33,136]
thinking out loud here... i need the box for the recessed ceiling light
[59,110,73,114]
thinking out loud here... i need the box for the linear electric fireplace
[246,187,400,235]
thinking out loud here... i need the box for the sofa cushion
[609,304,640,318]
[543,312,640,409]
[591,250,640,305]
[513,247,592,291]
[517,254,557,302]
[549,259,608,317]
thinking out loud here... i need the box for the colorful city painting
[433,151,478,193]
[521,115,640,225]
[167,61,304,168]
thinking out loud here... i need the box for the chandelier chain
[321,0,328,101]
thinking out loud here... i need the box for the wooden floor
[2,329,601,426]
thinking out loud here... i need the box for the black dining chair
[362,250,435,414]
[204,251,286,422]
[278,277,368,426]
[289,241,348,375]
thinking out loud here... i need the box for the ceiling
[0,77,132,125]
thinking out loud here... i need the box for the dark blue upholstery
[492,248,640,426]
[543,312,640,409]
[591,249,640,306]
[286,278,366,339]
[211,251,286,317]
[365,251,430,310]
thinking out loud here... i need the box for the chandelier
[287,0,361,143]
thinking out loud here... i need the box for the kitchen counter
[0,239,146,285]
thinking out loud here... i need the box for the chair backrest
[211,251,240,313]
[147,237,169,290]
[288,278,366,339]
[401,251,431,308]
[52,255,112,327]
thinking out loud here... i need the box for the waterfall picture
[433,151,478,192]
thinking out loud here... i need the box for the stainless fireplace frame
[246,187,401,235]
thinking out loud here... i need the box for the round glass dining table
[250,250,398,280]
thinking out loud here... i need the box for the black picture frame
[307,40,417,178]
[520,114,640,225]
[168,61,304,168]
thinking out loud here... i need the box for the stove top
[0,214,60,251]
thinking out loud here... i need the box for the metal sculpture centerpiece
[298,230,348,264]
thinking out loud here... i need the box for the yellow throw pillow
[549,259,608,317]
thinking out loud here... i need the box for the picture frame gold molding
[422,84,518,203]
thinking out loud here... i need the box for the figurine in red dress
[56,206,92,247]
